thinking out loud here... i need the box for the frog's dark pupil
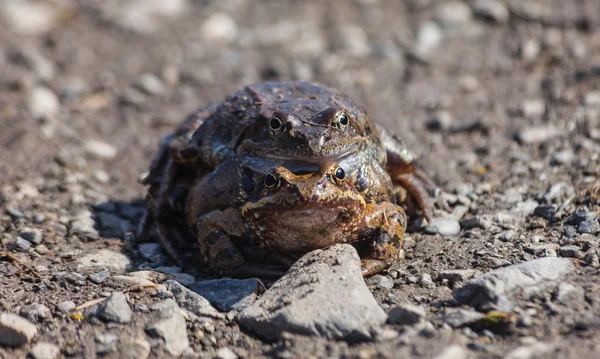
[339,113,349,126]
[335,167,345,180]
[269,117,283,130]
[265,173,277,187]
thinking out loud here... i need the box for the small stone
[584,91,600,107]
[555,282,585,305]
[13,237,32,252]
[138,242,166,264]
[0,312,38,347]
[70,213,99,240]
[145,304,189,357]
[20,304,52,323]
[165,280,224,320]
[550,149,574,166]
[88,269,111,285]
[433,345,471,359]
[13,45,55,81]
[217,347,238,359]
[28,86,60,119]
[135,74,165,96]
[56,301,76,314]
[128,336,151,359]
[18,228,42,244]
[76,249,132,274]
[105,275,155,288]
[191,278,265,312]
[439,269,478,286]
[524,243,558,258]
[388,304,426,325]
[472,0,509,24]
[366,275,394,290]
[201,13,238,42]
[1,1,61,35]
[420,273,436,289]
[578,220,600,234]
[505,341,554,359]
[442,308,484,328]
[567,210,597,226]
[424,218,461,236]
[104,0,188,34]
[533,206,555,220]
[54,272,86,286]
[520,99,545,118]
[29,342,60,359]
[96,292,132,323]
[458,76,479,93]
[558,245,582,259]
[521,39,540,61]
[435,1,472,28]
[512,200,539,217]
[414,21,442,56]
[563,226,577,239]
[34,244,49,255]
[518,125,561,144]
[95,332,119,354]
[84,140,118,160]
[426,111,453,131]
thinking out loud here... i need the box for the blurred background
[1,0,599,202]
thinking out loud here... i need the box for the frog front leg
[359,201,407,277]
[376,123,439,221]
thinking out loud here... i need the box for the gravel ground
[1,0,600,358]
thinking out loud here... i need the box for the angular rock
[578,220,600,234]
[555,282,585,305]
[145,303,189,357]
[388,304,426,325]
[13,237,32,252]
[76,249,132,274]
[56,301,76,314]
[439,269,478,286]
[533,206,555,220]
[165,280,223,320]
[18,228,42,244]
[96,292,132,323]
[29,342,60,359]
[217,347,238,359]
[442,308,484,328]
[567,210,597,226]
[19,304,52,323]
[453,258,575,310]
[238,244,387,342]
[0,312,38,347]
[365,274,394,290]
[425,218,461,236]
[191,278,265,312]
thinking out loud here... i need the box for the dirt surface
[1,0,600,358]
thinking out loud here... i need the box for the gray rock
[34,244,49,255]
[145,303,189,357]
[551,149,574,166]
[18,228,42,244]
[56,301,76,314]
[578,220,600,234]
[13,236,32,252]
[524,243,558,258]
[365,275,394,290]
[88,269,111,284]
[19,304,52,323]
[54,271,86,286]
[29,342,60,359]
[70,212,99,240]
[520,99,545,118]
[95,332,119,355]
[96,292,132,323]
[217,347,238,359]
[453,258,575,310]
[28,86,60,119]
[0,312,38,347]
[567,210,597,226]
[164,280,223,319]
[533,206,555,220]
[512,200,539,217]
[414,21,442,56]
[426,111,453,131]
[388,304,426,325]
[84,140,117,160]
[517,125,561,144]
[95,212,126,238]
[201,12,238,42]
[472,0,509,23]
[76,249,132,274]
[238,244,387,342]
[135,74,165,95]
[125,336,151,359]
[584,91,600,106]
[521,39,541,63]
[555,282,585,305]
[435,1,472,28]
[505,341,554,359]
[191,278,265,312]
[442,308,484,328]
[424,218,461,236]
[138,242,166,264]
[103,0,188,34]
[558,245,582,259]
[420,273,436,289]
[433,345,471,359]
[439,269,478,285]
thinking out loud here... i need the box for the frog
[187,162,406,277]
[137,81,437,270]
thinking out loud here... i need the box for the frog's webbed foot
[359,201,406,277]
[377,123,439,221]
[195,208,245,275]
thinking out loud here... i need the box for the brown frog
[188,162,406,276]
[138,81,437,270]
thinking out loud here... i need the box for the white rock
[0,312,38,347]
[29,342,60,359]
[433,344,471,359]
[76,249,132,274]
[520,99,545,118]
[217,347,238,359]
[518,125,561,144]
[28,87,60,119]
[105,0,188,34]
[414,21,442,56]
[1,1,60,35]
[201,13,238,42]
[425,218,461,236]
[435,1,473,28]
[84,140,118,160]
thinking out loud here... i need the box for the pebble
[584,91,600,107]
[420,273,436,289]
[18,228,42,244]
[28,86,59,119]
[366,274,394,290]
[95,211,127,238]
[0,312,38,347]
[96,292,132,323]
[517,125,561,144]
[578,220,600,234]
[76,249,132,274]
[1,1,60,35]
[439,269,478,286]
[70,212,99,240]
[84,140,118,160]
[442,308,484,328]
[13,45,55,81]
[521,39,540,61]
[387,304,426,325]
[138,242,166,264]
[550,149,575,165]
[29,342,60,359]
[558,245,582,259]
[512,200,539,217]
[56,301,76,314]
[426,111,453,131]
[555,282,585,305]
[505,341,553,359]
[88,269,111,285]
[201,13,238,42]
[20,304,52,323]
[458,76,479,93]
[54,271,86,286]
[533,206,555,220]
[433,345,471,359]
[520,99,545,118]
[524,243,558,258]
[165,280,224,320]
[414,21,442,56]
[217,347,239,359]
[435,1,472,28]
[95,332,119,354]
[453,257,575,311]
[105,0,188,34]
[145,301,190,357]
[105,275,154,288]
[13,236,32,252]
[567,210,597,226]
[424,218,461,236]
[471,0,509,24]
[238,244,387,342]
[135,74,165,96]
[34,244,49,255]
[191,278,265,312]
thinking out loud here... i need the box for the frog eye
[269,116,285,135]
[264,172,279,189]
[330,166,346,185]
[334,111,349,131]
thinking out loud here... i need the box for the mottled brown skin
[138,81,437,269]
[188,163,406,276]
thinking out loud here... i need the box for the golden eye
[330,166,346,185]
[269,115,285,135]
[334,111,350,131]
[264,172,279,189]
